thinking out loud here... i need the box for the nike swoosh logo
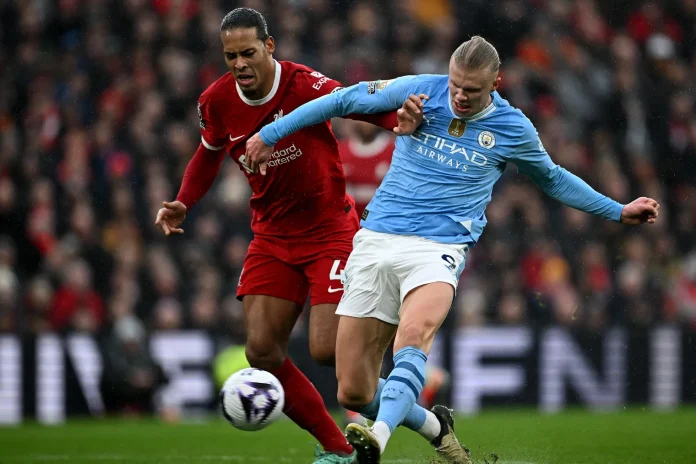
[327,287,344,293]
[230,134,245,141]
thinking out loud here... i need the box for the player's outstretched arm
[260,79,416,145]
[246,76,424,174]
[512,122,659,226]
[344,93,429,136]
[533,167,659,225]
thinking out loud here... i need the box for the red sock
[271,358,353,455]
[421,385,438,409]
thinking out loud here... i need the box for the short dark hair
[220,8,269,41]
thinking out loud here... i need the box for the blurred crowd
[1,0,695,344]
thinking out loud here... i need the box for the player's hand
[394,94,429,136]
[245,133,273,175]
[620,197,659,225]
[155,200,187,235]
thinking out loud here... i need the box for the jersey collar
[447,91,497,122]
[236,60,282,106]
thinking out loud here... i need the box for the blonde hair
[452,36,501,73]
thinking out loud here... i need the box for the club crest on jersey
[376,80,393,91]
[197,102,206,129]
[478,131,496,149]
[273,109,284,121]
[448,119,466,138]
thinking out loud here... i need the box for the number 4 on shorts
[328,259,345,294]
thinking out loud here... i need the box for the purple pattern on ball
[238,381,280,424]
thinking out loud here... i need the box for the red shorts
[237,213,359,307]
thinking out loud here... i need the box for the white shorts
[336,228,469,325]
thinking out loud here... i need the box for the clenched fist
[620,197,659,225]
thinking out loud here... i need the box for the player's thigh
[335,315,397,407]
[307,303,339,366]
[392,237,469,353]
[243,295,302,370]
[394,282,454,354]
[334,228,402,326]
[303,236,353,364]
[238,248,308,369]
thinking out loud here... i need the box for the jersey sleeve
[175,144,226,210]
[510,119,624,222]
[197,95,227,151]
[300,70,344,98]
[260,75,423,146]
[300,70,400,131]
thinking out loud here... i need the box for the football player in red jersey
[154,8,421,464]
[338,120,396,218]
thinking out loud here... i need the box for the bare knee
[334,315,394,410]
[337,381,374,411]
[245,341,285,371]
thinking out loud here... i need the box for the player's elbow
[531,173,560,196]
[329,98,349,119]
[331,89,360,117]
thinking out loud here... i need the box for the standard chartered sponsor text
[268,143,303,167]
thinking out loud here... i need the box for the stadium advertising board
[0,327,693,424]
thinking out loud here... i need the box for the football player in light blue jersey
[246,36,659,464]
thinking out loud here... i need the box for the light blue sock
[354,378,386,420]
[374,346,428,432]
[355,377,427,430]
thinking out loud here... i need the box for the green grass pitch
[0,408,693,463]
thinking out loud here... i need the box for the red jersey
[338,133,394,217]
[197,61,354,239]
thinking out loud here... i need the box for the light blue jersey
[260,75,624,245]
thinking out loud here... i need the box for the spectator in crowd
[101,315,168,415]
[24,276,54,333]
[49,259,104,332]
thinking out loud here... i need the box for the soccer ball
[219,368,285,431]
